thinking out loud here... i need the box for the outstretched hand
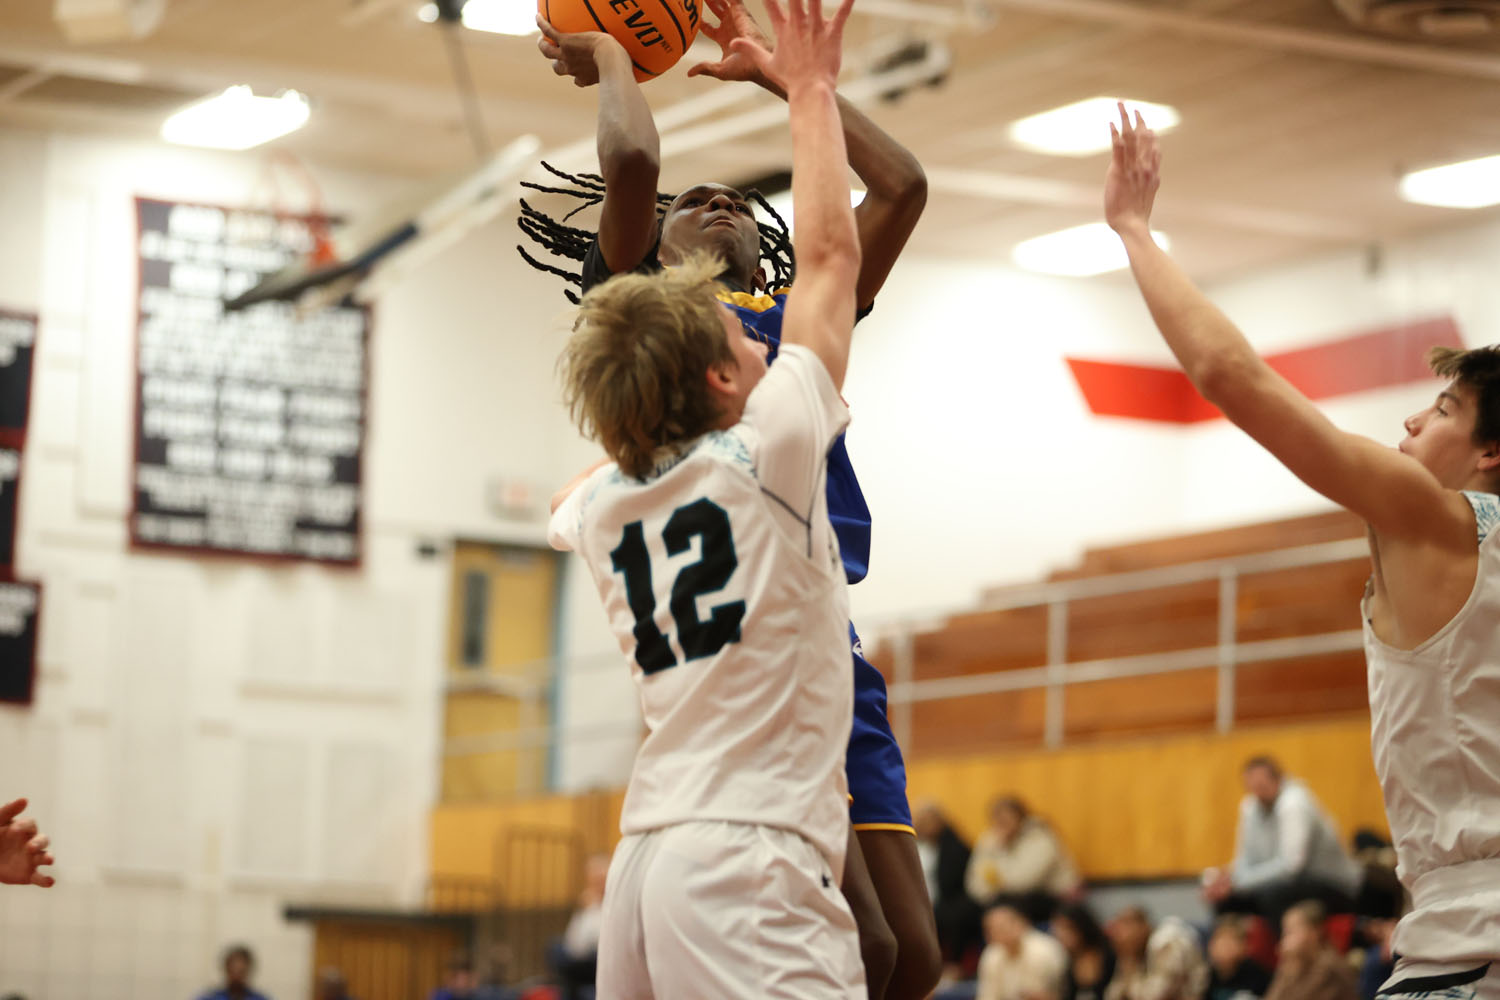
[725,0,854,95]
[687,0,776,85]
[536,15,626,88]
[0,798,55,888]
[1104,101,1161,236]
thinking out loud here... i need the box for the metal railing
[442,535,1371,794]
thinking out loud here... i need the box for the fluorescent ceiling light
[762,188,866,234]
[459,0,538,35]
[1008,97,1180,157]
[1399,154,1500,209]
[418,3,440,21]
[1012,222,1170,277]
[161,86,310,151]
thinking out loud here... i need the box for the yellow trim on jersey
[851,823,917,836]
[717,288,789,313]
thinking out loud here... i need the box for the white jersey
[550,345,854,875]
[1363,490,1500,964]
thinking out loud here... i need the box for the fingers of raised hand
[552,59,570,76]
[32,871,54,888]
[762,0,788,28]
[0,799,24,826]
[536,14,562,40]
[831,0,856,34]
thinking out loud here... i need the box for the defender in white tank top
[1105,110,1500,1000]
[1364,491,1500,984]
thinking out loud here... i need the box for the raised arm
[690,0,926,311]
[537,18,663,273]
[730,0,861,388]
[1104,105,1459,542]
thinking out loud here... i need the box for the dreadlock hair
[560,252,736,480]
[1428,344,1500,448]
[517,161,796,304]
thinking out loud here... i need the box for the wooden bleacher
[876,509,1370,756]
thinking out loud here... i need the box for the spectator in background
[977,905,1068,1000]
[1263,902,1357,1000]
[1355,919,1396,1000]
[430,953,479,1000]
[1104,906,1207,1000]
[1202,757,1362,932]
[315,968,358,1000]
[0,798,54,888]
[550,854,607,1000]
[916,801,982,978]
[1204,917,1272,1000]
[1050,902,1115,1000]
[197,944,272,1000]
[966,796,1081,924]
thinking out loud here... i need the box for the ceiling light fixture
[457,0,539,35]
[1399,153,1500,209]
[1012,222,1170,277]
[161,86,310,151]
[1008,97,1181,157]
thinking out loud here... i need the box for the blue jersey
[720,288,872,585]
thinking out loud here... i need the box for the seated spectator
[315,968,358,1000]
[1263,902,1357,1000]
[1105,906,1207,1000]
[548,854,607,1000]
[1202,757,1362,932]
[1204,916,1272,1000]
[977,905,1068,1000]
[916,801,983,979]
[1050,902,1115,1000]
[1355,919,1396,1000]
[966,796,1081,924]
[197,944,272,1000]
[430,953,479,1000]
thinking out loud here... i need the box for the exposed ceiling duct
[53,0,167,43]
[1331,0,1500,39]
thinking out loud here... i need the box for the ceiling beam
[0,70,53,107]
[988,0,1500,81]
[925,165,1370,241]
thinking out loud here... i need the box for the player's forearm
[595,45,660,193]
[787,82,860,270]
[1118,223,1262,407]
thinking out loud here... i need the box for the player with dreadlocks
[523,0,936,997]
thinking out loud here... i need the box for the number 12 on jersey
[609,498,746,674]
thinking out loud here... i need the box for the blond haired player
[1107,105,1500,1000]
[547,0,867,994]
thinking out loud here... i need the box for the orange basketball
[541,0,701,82]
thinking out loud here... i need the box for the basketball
[540,0,701,82]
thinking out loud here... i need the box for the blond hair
[561,254,735,479]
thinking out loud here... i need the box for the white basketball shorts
[596,820,866,1000]
[1379,961,1500,1000]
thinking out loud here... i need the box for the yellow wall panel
[906,713,1387,878]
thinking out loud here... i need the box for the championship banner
[0,577,39,705]
[0,309,37,436]
[132,198,367,564]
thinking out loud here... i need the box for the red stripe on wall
[1067,316,1464,424]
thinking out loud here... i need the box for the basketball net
[250,149,340,269]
